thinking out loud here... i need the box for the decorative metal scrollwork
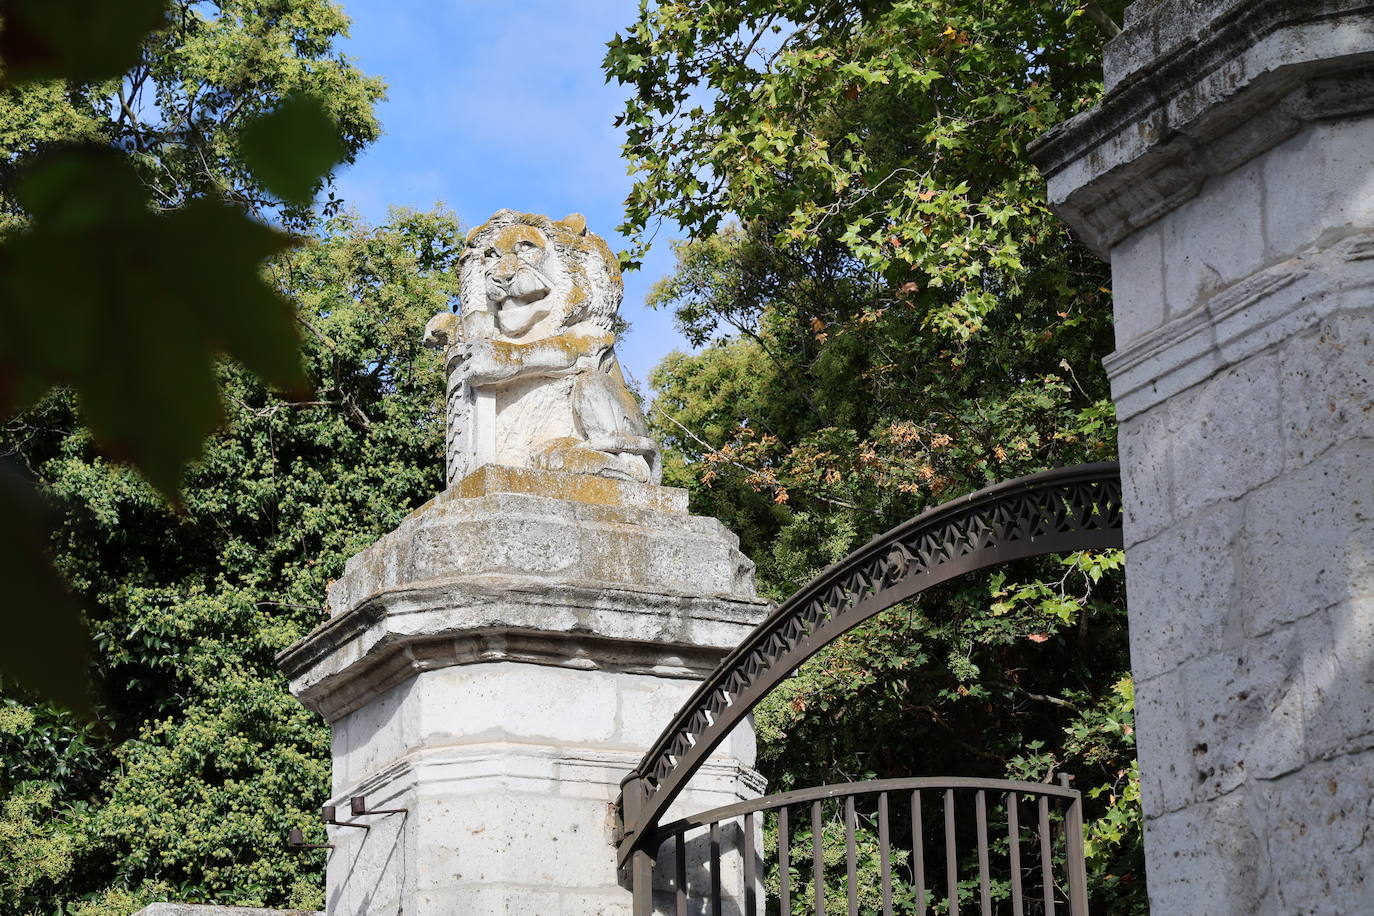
[616,462,1122,866]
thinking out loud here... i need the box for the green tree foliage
[0,208,459,914]
[0,0,383,710]
[607,0,1143,909]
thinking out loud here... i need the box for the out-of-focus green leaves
[0,146,303,498]
[0,0,378,716]
[240,93,349,208]
[0,0,166,86]
[0,461,91,716]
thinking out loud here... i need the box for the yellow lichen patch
[489,331,614,363]
[452,464,686,513]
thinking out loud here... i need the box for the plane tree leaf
[0,146,304,497]
[239,93,349,208]
[0,0,166,85]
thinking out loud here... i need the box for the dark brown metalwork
[348,795,407,817]
[913,789,926,912]
[878,791,893,916]
[779,806,791,913]
[641,776,1088,916]
[616,463,1122,866]
[1009,792,1025,916]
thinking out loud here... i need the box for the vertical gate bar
[944,789,960,916]
[676,831,687,916]
[912,790,926,915]
[1039,795,1055,916]
[845,795,858,916]
[878,791,893,916]
[1061,780,1090,915]
[780,806,792,914]
[1008,793,1024,916]
[745,812,758,916]
[812,800,826,916]
[711,821,723,916]
[632,849,655,916]
[976,790,992,916]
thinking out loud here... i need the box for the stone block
[409,886,563,916]
[1298,597,1374,762]
[1280,308,1374,471]
[1265,749,1374,914]
[1178,631,1306,802]
[417,664,620,746]
[557,892,633,916]
[1263,118,1374,265]
[1116,404,1175,545]
[1167,350,1283,517]
[1237,439,1374,635]
[1132,669,1196,817]
[1142,788,1267,915]
[1125,500,1240,681]
[1159,155,1266,318]
[133,908,319,916]
[325,484,758,616]
[1110,224,1167,348]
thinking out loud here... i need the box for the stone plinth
[132,908,318,916]
[278,466,770,915]
[1032,2,1374,912]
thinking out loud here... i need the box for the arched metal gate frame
[614,463,1124,914]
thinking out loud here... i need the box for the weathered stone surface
[1038,3,1374,912]
[1140,788,1269,913]
[279,460,770,915]
[1166,351,1283,515]
[1236,439,1374,636]
[324,471,756,617]
[1103,210,1371,423]
[423,211,660,485]
[1124,501,1239,681]
[1031,0,1374,258]
[133,907,319,916]
[1279,306,1374,471]
[1265,749,1374,913]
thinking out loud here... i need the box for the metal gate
[614,463,1123,915]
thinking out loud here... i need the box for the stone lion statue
[423,210,661,485]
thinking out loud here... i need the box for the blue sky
[331,0,693,389]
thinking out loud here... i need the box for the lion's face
[480,224,554,337]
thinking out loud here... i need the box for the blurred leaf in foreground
[0,146,305,497]
[0,460,91,716]
[240,92,349,208]
[0,0,166,86]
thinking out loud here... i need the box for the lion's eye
[484,248,497,259]
[518,241,535,250]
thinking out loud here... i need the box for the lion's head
[460,210,622,340]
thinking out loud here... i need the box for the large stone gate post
[1032,2,1374,912]
[277,210,769,914]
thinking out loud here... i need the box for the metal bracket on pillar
[349,795,407,818]
[322,805,369,829]
[287,828,333,851]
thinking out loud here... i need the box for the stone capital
[1030,0,1374,257]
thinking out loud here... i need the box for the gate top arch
[615,462,1123,866]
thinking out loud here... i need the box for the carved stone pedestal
[278,467,770,915]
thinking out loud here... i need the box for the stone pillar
[278,466,769,915]
[1032,2,1374,912]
